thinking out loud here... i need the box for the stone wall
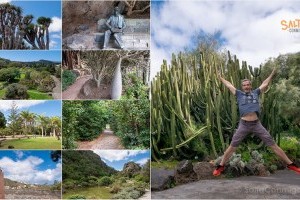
[0,170,4,199]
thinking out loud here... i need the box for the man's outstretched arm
[259,68,276,92]
[218,74,236,95]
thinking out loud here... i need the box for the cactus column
[0,169,4,199]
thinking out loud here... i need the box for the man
[103,6,126,49]
[213,68,300,176]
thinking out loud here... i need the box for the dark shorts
[230,119,275,147]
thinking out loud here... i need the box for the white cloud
[14,151,24,159]
[0,156,61,185]
[49,40,58,49]
[0,100,46,111]
[49,17,62,32]
[151,1,300,80]
[51,33,61,39]
[0,0,11,3]
[136,158,149,166]
[93,150,148,162]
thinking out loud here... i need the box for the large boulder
[151,168,175,191]
[122,162,141,177]
[174,160,197,184]
[193,162,215,180]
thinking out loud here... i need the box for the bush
[62,70,77,91]
[69,195,86,200]
[5,83,29,99]
[98,176,112,186]
[280,136,300,160]
[0,67,20,83]
[112,187,143,199]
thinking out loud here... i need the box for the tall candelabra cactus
[151,51,281,161]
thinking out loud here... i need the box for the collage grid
[0,0,151,199]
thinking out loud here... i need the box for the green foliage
[98,176,112,186]
[68,195,86,200]
[110,99,150,149]
[63,100,149,149]
[62,150,117,190]
[279,136,300,160]
[0,111,6,128]
[0,67,20,83]
[123,73,149,99]
[5,83,29,99]
[112,187,143,199]
[62,70,77,91]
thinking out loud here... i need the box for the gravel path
[152,170,300,199]
[51,75,61,99]
[62,75,92,100]
[77,130,124,150]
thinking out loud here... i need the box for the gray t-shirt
[236,88,261,117]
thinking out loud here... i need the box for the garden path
[151,169,300,199]
[77,129,125,150]
[139,190,151,200]
[51,75,61,99]
[62,75,92,100]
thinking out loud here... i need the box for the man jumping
[213,68,300,176]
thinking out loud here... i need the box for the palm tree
[37,115,49,137]
[50,116,61,140]
[20,111,36,136]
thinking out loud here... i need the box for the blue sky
[2,0,62,49]
[0,100,62,119]
[151,0,300,80]
[93,150,150,171]
[0,51,61,62]
[0,150,62,185]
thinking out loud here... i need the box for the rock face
[151,168,175,191]
[0,169,4,199]
[193,162,215,180]
[122,162,141,177]
[174,160,198,184]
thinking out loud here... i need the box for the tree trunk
[111,58,123,100]
[0,169,4,199]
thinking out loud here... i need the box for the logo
[281,19,300,32]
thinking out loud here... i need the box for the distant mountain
[0,57,60,66]
[62,150,117,181]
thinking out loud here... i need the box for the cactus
[151,51,281,160]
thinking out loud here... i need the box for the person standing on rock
[213,68,300,176]
[103,6,126,49]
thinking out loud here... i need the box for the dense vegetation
[62,100,150,149]
[62,150,150,199]
[151,37,300,171]
[0,58,60,99]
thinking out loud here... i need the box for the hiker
[213,68,300,176]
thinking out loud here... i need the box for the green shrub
[112,187,143,199]
[280,136,300,160]
[69,195,86,200]
[62,70,77,91]
[5,83,29,99]
[98,176,112,186]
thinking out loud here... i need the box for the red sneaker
[287,163,300,174]
[213,165,225,176]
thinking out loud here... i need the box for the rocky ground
[152,169,300,199]
[5,189,61,199]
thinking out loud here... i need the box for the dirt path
[77,129,125,150]
[62,75,92,100]
[51,75,61,99]
[152,170,300,199]
[139,190,151,200]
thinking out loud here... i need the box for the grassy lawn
[63,186,112,199]
[28,90,53,99]
[0,89,52,100]
[0,137,61,149]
